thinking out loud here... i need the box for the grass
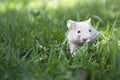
[0,0,120,80]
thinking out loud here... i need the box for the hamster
[67,18,99,56]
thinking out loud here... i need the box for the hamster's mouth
[80,39,90,44]
[86,39,90,42]
[74,38,91,46]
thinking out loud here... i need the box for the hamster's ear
[86,18,91,25]
[67,20,76,30]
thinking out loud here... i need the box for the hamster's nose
[83,37,88,42]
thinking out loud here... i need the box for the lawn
[0,0,120,80]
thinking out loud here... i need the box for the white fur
[67,18,99,55]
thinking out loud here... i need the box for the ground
[0,0,120,80]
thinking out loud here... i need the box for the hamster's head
[67,18,99,46]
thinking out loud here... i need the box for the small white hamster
[67,18,99,55]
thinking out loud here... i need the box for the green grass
[0,0,120,80]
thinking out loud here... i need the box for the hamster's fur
[67,18,99,55]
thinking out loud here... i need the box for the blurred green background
[0,0,120,80]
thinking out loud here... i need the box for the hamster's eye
[89,29,91,32]
[77,30,81,33]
